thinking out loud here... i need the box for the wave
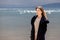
[45,10,60,14]
[0,8,60,14]
[17,9,60,14]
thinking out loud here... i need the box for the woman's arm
[44,10,48,20]
[44,11,49,24]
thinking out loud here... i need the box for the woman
[31,6,49,40]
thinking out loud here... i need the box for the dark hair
[35,6,45,17]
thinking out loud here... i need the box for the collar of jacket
[32,15,44,23]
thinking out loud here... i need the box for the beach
[0,8,60,40]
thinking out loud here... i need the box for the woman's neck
[37,14,42,18]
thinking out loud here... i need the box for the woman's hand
[44,11,48,20]
[44,10,49,24]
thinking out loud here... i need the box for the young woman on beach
[31,6,49,40]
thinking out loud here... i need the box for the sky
[0,0,60,7]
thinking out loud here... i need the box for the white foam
[0,8,60,14]
[18,9,60,14]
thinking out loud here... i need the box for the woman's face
[36,8,42,15]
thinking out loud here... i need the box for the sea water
[0,8,60,40]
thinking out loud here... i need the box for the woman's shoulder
[31,15,37,19]
[31,15,37,23]
[31,15,37,24]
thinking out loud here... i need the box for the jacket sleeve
[42,16,49,24]
[30,16,35,40]
[43,17,49,24]
[45,19,49,24]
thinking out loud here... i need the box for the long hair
[35,6,45,17]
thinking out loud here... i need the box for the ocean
[0,8,60,40]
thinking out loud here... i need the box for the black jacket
[31,15,49,40]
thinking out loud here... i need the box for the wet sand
[0,13,60,40]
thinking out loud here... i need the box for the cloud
[0,0,60,7]
[0,0,32,5]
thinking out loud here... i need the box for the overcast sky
[0,0,60,7]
